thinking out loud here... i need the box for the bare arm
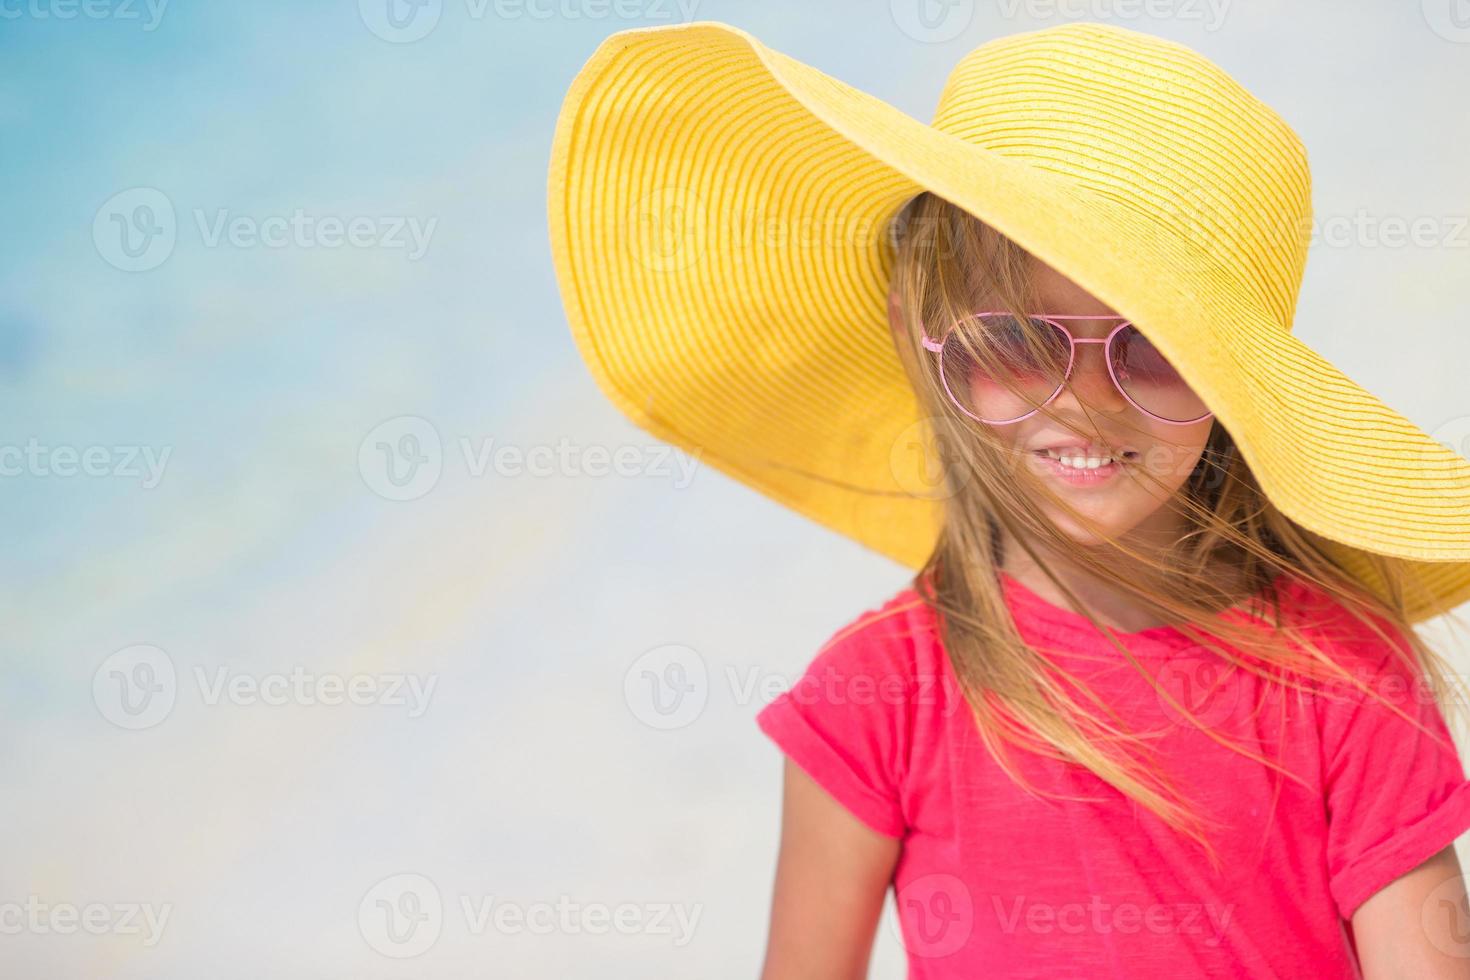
[1353,844,1470,979]
[758,759,903,980]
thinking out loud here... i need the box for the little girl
[546,18,1470,979]
[755,192,1470,978]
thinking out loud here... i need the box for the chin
[1042,507,1145,548]
[1052,525,1121,548]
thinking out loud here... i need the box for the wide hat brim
[547,20,1470,623]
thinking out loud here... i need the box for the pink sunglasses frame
[920,312,1214,426]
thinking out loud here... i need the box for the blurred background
[3,1,1470,976]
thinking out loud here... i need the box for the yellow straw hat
[546,19,1470,622]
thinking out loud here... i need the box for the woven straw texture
[547,19,1470,622]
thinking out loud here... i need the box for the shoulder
[1269,575,1426,710]
[1270,575,1412,653]
[755,582,946,839]
[777,581,953,717]
[808,581,944,676]
[822,581,938,650]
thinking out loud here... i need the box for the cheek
[1133,423,1211,495]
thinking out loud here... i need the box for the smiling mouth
[1032,447,1140,471]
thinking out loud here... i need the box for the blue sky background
[3,1,1470,976]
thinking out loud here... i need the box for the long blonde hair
[887,190,1465,871]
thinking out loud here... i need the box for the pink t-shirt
[756,571,1470,977]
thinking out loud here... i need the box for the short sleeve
[755,610,918,839]
[1317,634,1470,921]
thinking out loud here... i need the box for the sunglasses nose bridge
[1057,335,1127,409]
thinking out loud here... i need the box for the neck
[996,522,1186,634]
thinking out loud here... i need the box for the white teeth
[1042,449,1115,469]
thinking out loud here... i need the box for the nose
[1054,340,1128,414]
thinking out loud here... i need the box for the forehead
[1028,255,1119,317]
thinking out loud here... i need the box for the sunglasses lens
[940,315,1069,423]
[1109,326,1209,422]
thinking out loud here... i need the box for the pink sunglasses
[921,313,1214,426]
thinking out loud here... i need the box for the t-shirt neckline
[997,569,1279,653]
